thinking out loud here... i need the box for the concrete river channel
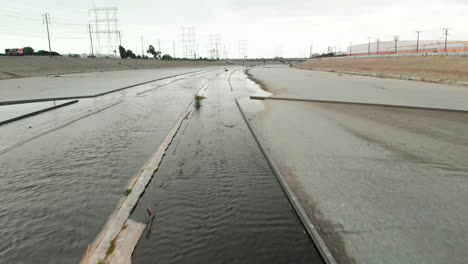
[0,68,325,263]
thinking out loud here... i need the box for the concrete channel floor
[247,67,468,263]
[0,68,212,102]
[128,71,325,263]
[0,70,220,263]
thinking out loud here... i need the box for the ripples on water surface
[130,75,323,263]
[0,80,204,263]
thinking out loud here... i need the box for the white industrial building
[347,40,468,56]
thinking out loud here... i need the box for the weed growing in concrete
[106,239,116,256]
[124,189,132,196]
[195,95,206,108]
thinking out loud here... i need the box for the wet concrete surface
[0,71,219,263]
[247,67,468,263]
[0,68,214,102]
[129,71,324,263]
[248,67,468,111]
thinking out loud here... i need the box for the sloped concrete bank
[0,56,228,79]
[295,56,468,87]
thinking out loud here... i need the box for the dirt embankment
[295,56,468,87]
[0,56,229,79]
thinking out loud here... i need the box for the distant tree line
[118,44,221,61]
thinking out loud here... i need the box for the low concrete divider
[250,96,468,113]
[0,100,78,126]
[82,105,192,264]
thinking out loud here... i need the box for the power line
[416,31,422,53]
[141,35,144,58]
[368,37,371,55]
[443,28,452,52]
[376,38,380,55]
[42,13,52,56]
[393,35,399,54]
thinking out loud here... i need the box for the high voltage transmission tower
[209,33,221,59]
[181,27,196,59]
[88,7,119,57]
[238,40,247,59]
[87,24,94,56]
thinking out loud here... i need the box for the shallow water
[130,72,324,263]
[0,74,214,263]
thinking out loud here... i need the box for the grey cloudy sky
[1,0,466,58]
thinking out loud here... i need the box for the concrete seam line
[251,96,468,113]
[228,67,243,91]
[235,99,337,264]
[0,100,122,157]
[83,106,192,264]
[136,69,213,95]
[0,100,79,127]
[0,69,212,106]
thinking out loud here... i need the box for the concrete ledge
[83,107,192,264]
[0,100,78,126]
[250,96,468,113]
[104,219,146,264]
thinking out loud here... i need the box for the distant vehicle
[5,48,25,56]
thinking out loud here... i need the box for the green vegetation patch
[195,95,206,108]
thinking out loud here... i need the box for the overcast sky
[1,0,466,58]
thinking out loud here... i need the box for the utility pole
[416,31,422,53]
[349,41,352,56]
[42,13,52,56]
[443,28,451,52]
[87,24,94,57]
[376,38,380,55]
[309,43,313,58]
[368,37,371,55]
[141,35,144,58]
[118,31,122,46]
[393,35,399,54]
[173,42,175,58]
